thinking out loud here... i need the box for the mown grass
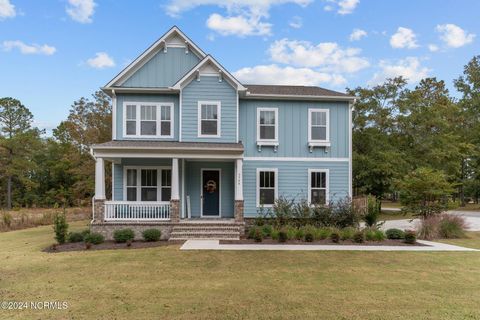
[1,221,480,319]
[438,231,480,250]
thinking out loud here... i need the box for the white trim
[171,158,180,200]
[122,101,174,138]
[308,108,330,144]
[256,107,279,144]
[308,169,329,205]
[112,90,117,139]
[235,159,243,201]
[111,162,115,201]
[181,159,185,218]
[243,92,356,102]
[122,166,172,202]
[256,168,278,208]
[197,101,221,138]
[95,158,105,200]
[200,168,222,217]
[179,89,183,142]
[93,152,243,159]
[348,102,353,198]
[244,157,348,162]
[236,91,239,143]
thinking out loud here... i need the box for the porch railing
[104,201,171,221]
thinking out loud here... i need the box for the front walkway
[180,239,478,251]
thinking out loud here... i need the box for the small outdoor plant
[364,195,380,227]
[372,230,386,241]
[340,227,355,240]
[261,225,273,237]
[330,231,340,243]
[404,230,417,244]
[253,228,263,242]
[353,231,365,243]
[386,228,405,240]
[84,232,104,245]
[365,229,376,241]
[142,229,161,242]
[53,211,69,244]
[305,232,314,242]
[317,227,331,240]
[295,228,305,240]
[113,229,135,243]
[68,231,84,243]
[438,215,467,239]
[271,229,279,240]
[278,230,288,243]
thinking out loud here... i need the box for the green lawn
[1,222,480,319]
[438,232,480,250]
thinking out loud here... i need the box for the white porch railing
[104,201,171,221]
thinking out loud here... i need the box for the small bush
[330,231,340,243]
[278,230,288,242]
[404,230,416,244]
[364,195,380,227]
[2,212,13,228]
[295,228,305,240]
[353,231,365,243]
[53,212,69,244]
[340,227,356,240]
[365,229,376,241]
[142,229,161,242]
[438,215,467,239]
[271,229,279,240]
[113,229,135,243]
[286,227,296,240]
[386,228,405,240]
[253,228,263,242]
[261,224,273,237]
[372,229,386,241]
[81,229,91,237]
[305,232,314,242]
[317,228,331,240]
[417,216,440,240]
[84,232,104,245]
[248,226,259,239]
[68,232,84,243]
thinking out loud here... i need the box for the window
[257,108,278,142]
[308,109,329,142]
[123,102,173,137]
[257,169,278,207]
[308,169,328,205]
[198,101,220,137]
[123,167,172,202]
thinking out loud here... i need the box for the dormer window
[123,102,173,138]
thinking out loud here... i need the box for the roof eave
[242,93,356,102]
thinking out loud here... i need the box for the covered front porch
[90,141,245,224]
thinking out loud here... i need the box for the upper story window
[308,109,329,143]
[198,101,221,137]
[123,102,174,138]
[257,108,278,142]
[308,169,329,205]
[256,168,278,207]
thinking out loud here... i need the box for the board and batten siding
[115,94,179,140]
[181,76,237,143]
[242,160,349,217]
[121,48,200,88]
[239,99,349,158]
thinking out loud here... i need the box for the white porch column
[235,159,243,200]
[95,157,106,200]
[171,158,180,200]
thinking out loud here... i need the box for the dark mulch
[43,240,184,253]
[220,238,424,246]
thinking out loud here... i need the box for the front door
[201,169,220,217]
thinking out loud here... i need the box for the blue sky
[0,0,479,133]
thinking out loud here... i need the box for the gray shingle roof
[245,84,349,97]
[92,140,244,152]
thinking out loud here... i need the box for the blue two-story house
[90,26,354,240]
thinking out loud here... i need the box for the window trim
[307,169,329,205]
[256,168,278,208]
[308,108,330,144]
[197,101,221,138]
[256,107,279,144]
[123,102,174,138]
[122,166,172,202]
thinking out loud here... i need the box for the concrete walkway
[180,239,478,252]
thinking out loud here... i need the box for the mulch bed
[220,238,425,246]
[43,240,184,253]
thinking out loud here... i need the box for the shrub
[364,195,380,227]
[142,229,161,242]
[292,199,313,227]
[317,227,331,240]
[68,232,84,243]
[438,215,467,239]
[253,228,263,242]
[271,229,279,240]
[417,216,441,240]
[113,229,135,243]
[365,229,376,241]
[340,227,356,240]
[353,231,365,243]
[53,212,69,244]
[404,230,416,244]
[272,196,295,226]
[261,224,273,237]
[312,198,361,228]
[386,228,405,240]
[295,228,305,240]
[305,232,314,242]
[81,229,91,237]
[2,212,13,228]
[286,227,296,240]
[372,230,386,241]
[278,230,288,243]
[330,231,340,243]
[248,226,259,239]
[84,232,104,245]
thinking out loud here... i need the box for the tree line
[0,56,479,209]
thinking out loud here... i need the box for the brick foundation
[93,199,105,223]
[91,222,173,241]
[170,199,180,223]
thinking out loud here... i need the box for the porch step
[169,223,241,240]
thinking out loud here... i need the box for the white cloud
[337,0,359,14]
[234,64,346,86]
[86,52,115,69]
[436,23,475,48]
[165,0,312,36]
[390,27,419,49]
[369,57,430,85]
[206,13,271,36]
[428,44,439,52]
[0,0,15,19]
[289,15,302,29]
[66,0,96,23]
[269,38,370,73]
[349,28,367,41]
[2,40,56,55]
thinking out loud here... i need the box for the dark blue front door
[202,170,220,216]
